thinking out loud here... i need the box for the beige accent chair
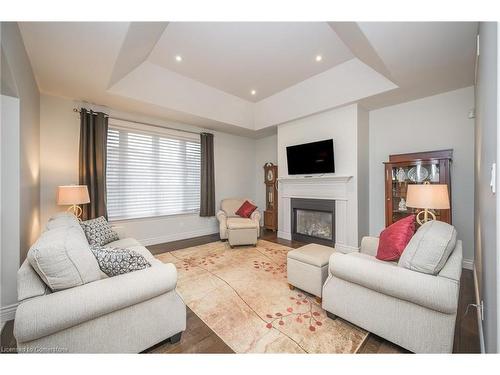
[14,213,186,353]
[216,198,261,247]
[322,233,462,353]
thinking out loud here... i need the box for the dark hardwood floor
[146,308,233,353]
[0,229,480,354]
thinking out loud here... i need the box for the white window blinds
[106,120,201,221]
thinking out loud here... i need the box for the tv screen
[286,139,335,175]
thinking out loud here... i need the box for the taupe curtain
[200,132,215,217]
[79,109,108,220]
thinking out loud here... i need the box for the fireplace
[291,198,335,247]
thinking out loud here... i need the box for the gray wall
[1,22,40,319]
[474,22,498,353]
[357,105,370,242]
[1,95,21,315]
[1,22,41,263]
[369,86,475,263]
[39,94,258,245]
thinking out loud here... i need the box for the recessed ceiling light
[175,55,182,62]
[315,55,323,62]
[251,90,257,96]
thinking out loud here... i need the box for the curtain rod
[72,108,205,136]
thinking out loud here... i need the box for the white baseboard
[462,258,474,270]
[277,231,291,240]
[473,265,485,353]
[138,227,219,246]
[1,303,18,323]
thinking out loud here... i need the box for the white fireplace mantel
[277,175,359,253]
[277,175,353,184]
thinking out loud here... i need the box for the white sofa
[14,213,186,353]
[216,198,261,247]
[322,233,462,353]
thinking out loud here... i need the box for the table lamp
[57,185,90,219]
[406,182,450,225]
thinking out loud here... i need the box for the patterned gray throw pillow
[91,245,151,277]
[80,216,119,246]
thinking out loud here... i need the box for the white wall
[277,104,364,248]
[474,22,497,353]
[277,104,358,179]
[39,94,258,245]
[255,134,278,224]
[369,86,475,263]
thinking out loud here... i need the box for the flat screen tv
[286,139,335,175]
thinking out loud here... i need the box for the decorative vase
[398,198,407,211]
[396,168,406,183]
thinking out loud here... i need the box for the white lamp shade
[406,184,450,209]
[57,185,90,205]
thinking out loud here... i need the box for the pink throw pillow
[376,215,415,261]
[235,200,257,218]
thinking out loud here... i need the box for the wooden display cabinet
[384,149,453,227]
[263,163,278,231]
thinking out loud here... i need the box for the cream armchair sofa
[322,234,462,353]
[216,198,261,247]
[14,213,186,353]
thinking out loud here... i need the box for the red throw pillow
[376,215,415,261]
[235,200,257,218]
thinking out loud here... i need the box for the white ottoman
[227,217,259,248]
[287,243,335,302]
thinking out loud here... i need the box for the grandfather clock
[263,163,278,231]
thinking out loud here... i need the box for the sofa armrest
[250,210,261,223]
[14,263,178,343]
[360,236,379,256]
[216,210,227,224]
[329,253,459,314]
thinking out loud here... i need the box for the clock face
[267,169,274,181]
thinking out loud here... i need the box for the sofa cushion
[398,220,457,275]
[227,217,259,229]
[90,245,151,277]
[107,237,142,248]
[235,200,257,218]
[288,243,335,267]
[376,215,415,261]
[80,216,119,246]
[27,226,101,291]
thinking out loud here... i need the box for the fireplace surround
[291,198,335,247]
[277,175,359,254]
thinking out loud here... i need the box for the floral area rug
[156,239,368,353]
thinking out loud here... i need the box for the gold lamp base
[415,208,436,226]
[67,204,83,219]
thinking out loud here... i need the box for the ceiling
[18,22,478,137]
[148,22,354,101]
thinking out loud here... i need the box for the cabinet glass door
[391,162,442,225]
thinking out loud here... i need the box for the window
[106,120,201,221]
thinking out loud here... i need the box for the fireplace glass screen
[295,209,333,240]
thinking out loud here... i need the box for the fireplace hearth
[291,198,335,247]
